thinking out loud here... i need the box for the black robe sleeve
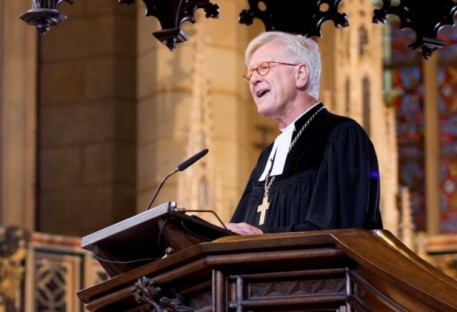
[294,121,381,231]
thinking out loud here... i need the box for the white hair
[245,31,321,99]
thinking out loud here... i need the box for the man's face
[247,42,298,121]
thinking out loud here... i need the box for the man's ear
[295,64,309,89]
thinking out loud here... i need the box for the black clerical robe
[231,103,383,232]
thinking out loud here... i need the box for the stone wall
[37,0,137,236]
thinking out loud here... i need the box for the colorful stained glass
[387,20,426,231]
[436,26,457,233]
[387,22,457,233]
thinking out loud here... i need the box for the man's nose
[249,71,262,84]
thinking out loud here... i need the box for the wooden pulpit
[78,205,457,311]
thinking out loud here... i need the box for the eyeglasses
[243,61,298,81]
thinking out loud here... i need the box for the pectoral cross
[257,196,269,225]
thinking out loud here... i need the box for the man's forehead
[249,43,288,64]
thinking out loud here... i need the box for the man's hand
[225,222,263,235]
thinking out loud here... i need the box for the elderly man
[226,31,382,235]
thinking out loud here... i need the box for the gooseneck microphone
[145,148,209,210]
[177,148,209,171]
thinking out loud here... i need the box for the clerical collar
[259,102,322,181]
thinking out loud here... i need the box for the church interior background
[2,0,457,311]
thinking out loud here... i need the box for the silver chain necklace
[263,106,325,202]
[257,105,325,225]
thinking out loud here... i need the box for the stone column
[424,53,440,234]
[0,1,37,231]
[37,1,137,235]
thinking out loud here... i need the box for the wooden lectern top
[81,202,234,277]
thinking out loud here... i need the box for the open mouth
[256,89,270,98]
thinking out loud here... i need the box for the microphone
[177,148,208,171]
[145,148,209,210]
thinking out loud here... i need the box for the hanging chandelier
[20,0,74,35]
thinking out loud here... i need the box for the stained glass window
[436,27,457,232]
[386,21,425,231]
[386,22,457,233]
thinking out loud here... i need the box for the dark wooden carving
[132,276,193,312]
[373,0,457,59]
[238,0,349,37]
[20,0,457,58]
[124,0,220,50]
[19,0,73,35]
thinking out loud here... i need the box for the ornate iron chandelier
[20,0,74,35]
[20,0,457,58]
